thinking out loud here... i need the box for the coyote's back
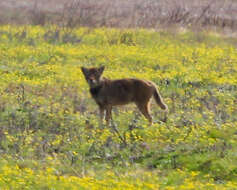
[81,66,168,125]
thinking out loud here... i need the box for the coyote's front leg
[99,107,105,125]
[105,105,112,126]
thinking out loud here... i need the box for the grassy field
[0,25,236,189]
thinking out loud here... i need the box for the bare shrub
[27,1,48,25]
[0,0,237,31]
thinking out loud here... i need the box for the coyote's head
[81,66,105,88]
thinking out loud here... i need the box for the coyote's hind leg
[136,101,153,125]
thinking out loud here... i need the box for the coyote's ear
[81,67,88,76]
[98,66,105,75]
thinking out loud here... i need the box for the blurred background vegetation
[0,0,237,33]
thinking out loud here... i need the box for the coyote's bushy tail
[153,87,168,111]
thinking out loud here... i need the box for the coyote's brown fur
[81,66,168,125]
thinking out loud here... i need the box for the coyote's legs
[105,105,112,126]
[136,101,152,124]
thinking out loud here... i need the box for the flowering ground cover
[0,25,236,189]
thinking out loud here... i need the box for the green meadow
[0,25,236,189]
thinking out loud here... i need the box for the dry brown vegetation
[0,0,237,31]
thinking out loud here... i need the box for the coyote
[81,66,168,125]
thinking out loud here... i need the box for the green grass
[0,25,236,189]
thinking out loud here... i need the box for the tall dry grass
[0,0,237,31]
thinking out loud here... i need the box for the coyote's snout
[81,66,168,125]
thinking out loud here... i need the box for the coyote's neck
[89,84,103,97]
[89,77,110,97]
